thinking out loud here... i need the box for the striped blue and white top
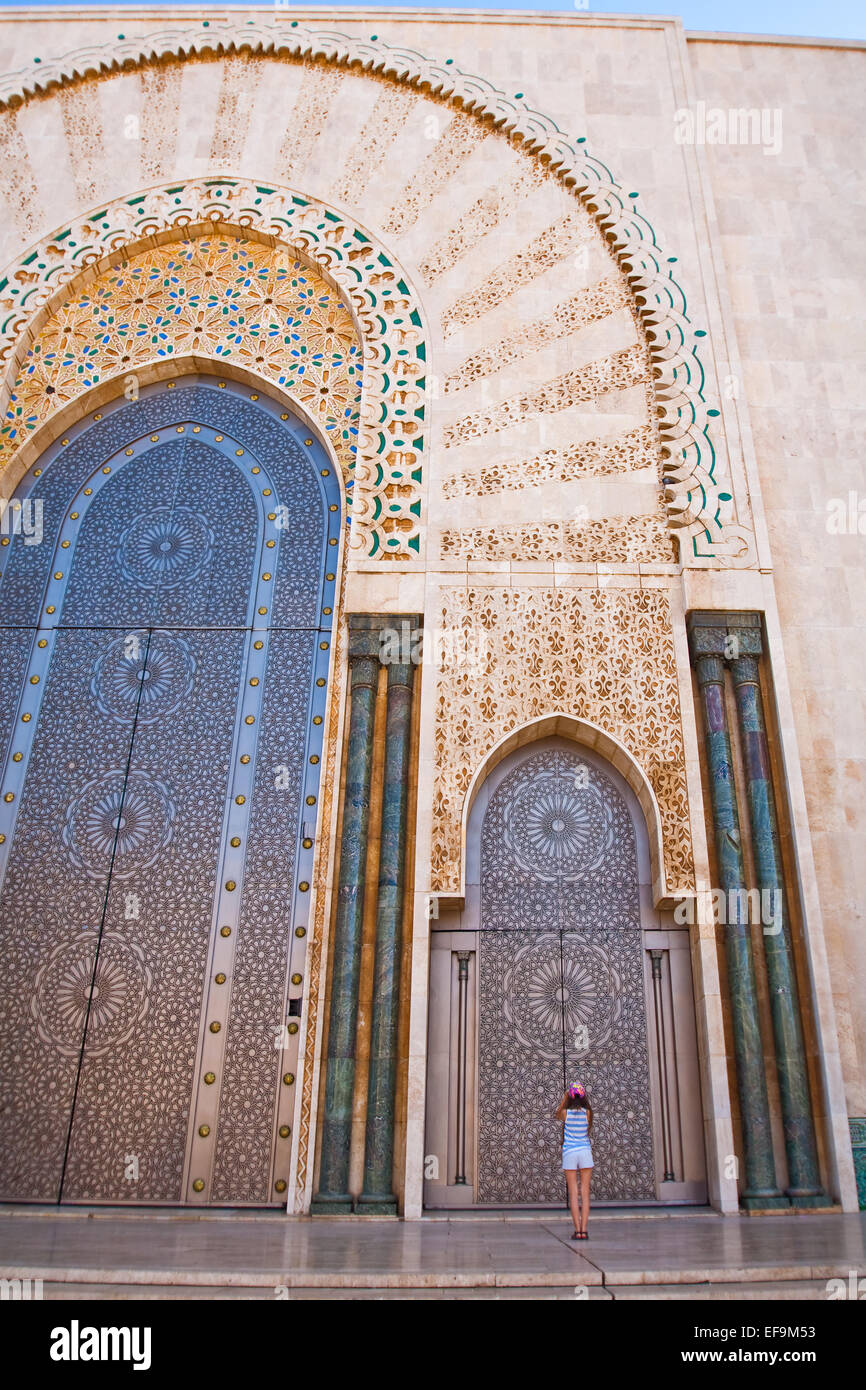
[563,1107,591,1150]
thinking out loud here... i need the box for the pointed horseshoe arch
[0,21,753,564]
[0,179,430,560]
[440,714,672,910]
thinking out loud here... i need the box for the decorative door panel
[0,377,338,1205]
[477,931,566,1203]
[476,747,655,1203]
[0,628,137,1199]
[59,626,247,1202]
[0,629,31,772]
[559,930,655,1200]
[208,627,320,1204]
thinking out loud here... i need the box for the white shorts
[562,1147,594,1170]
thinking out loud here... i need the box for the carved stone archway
[446,714,672,909]
[0,178,429,560]
[0,20,753,563]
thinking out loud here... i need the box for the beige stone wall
[688,34,866,1115]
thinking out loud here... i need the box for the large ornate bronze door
[0,377,338,1205]
[475,747,656,1203]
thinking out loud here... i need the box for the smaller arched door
[0,375,340,1206]
[424,737,706,1208]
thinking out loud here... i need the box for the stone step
[34,1278,832,1301]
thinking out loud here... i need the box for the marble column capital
[693,653,726,688]
[729,655,761,687]
[347,613,423,666]
[687,611,764,665]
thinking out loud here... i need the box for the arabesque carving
[0,18,755,564]
[0,176,429,559]
[431,586,694,896]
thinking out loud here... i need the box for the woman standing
[556,1082,593,1240]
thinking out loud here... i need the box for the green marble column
[311,619,380,1213]
[357,619,420,1213]
[688,618,785,1207]
[729,622,828,1205]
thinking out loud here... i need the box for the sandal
[570,1231,581,1241]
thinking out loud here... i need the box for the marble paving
[1,1209,864,1294]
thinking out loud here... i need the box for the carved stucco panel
[0,177,430,559]
[432,585,695,897]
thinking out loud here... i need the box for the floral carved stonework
[432,586,694,897]
[0,178,428,559]
[2,237,361,481]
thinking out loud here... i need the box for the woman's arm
[586,1105,593,1135]
[554,1093,568,1121]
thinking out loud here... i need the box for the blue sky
[0,2,862,43]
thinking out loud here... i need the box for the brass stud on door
[204,1073,216,1085]
[193,1179,205,1193]
[283,1073,294,1086]
[199,1125,211,1138]
[275,1180,287,1193]
[279,1125,291,1139]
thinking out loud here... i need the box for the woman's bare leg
[579,1167,592,1233]
[565,1168,581,1234]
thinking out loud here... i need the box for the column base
[741,1194,790,1210]
[789,1192,834,1208]
[310,1194,354,1215]
[355,1193,398,1215]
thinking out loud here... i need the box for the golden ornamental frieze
[431,585,695,896]
[0,177,429,560]
[0,18,756,567]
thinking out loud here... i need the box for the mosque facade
[0,8,862,1218]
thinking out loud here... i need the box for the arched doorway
[0,374,340,1206]
[424,737,706,1207]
